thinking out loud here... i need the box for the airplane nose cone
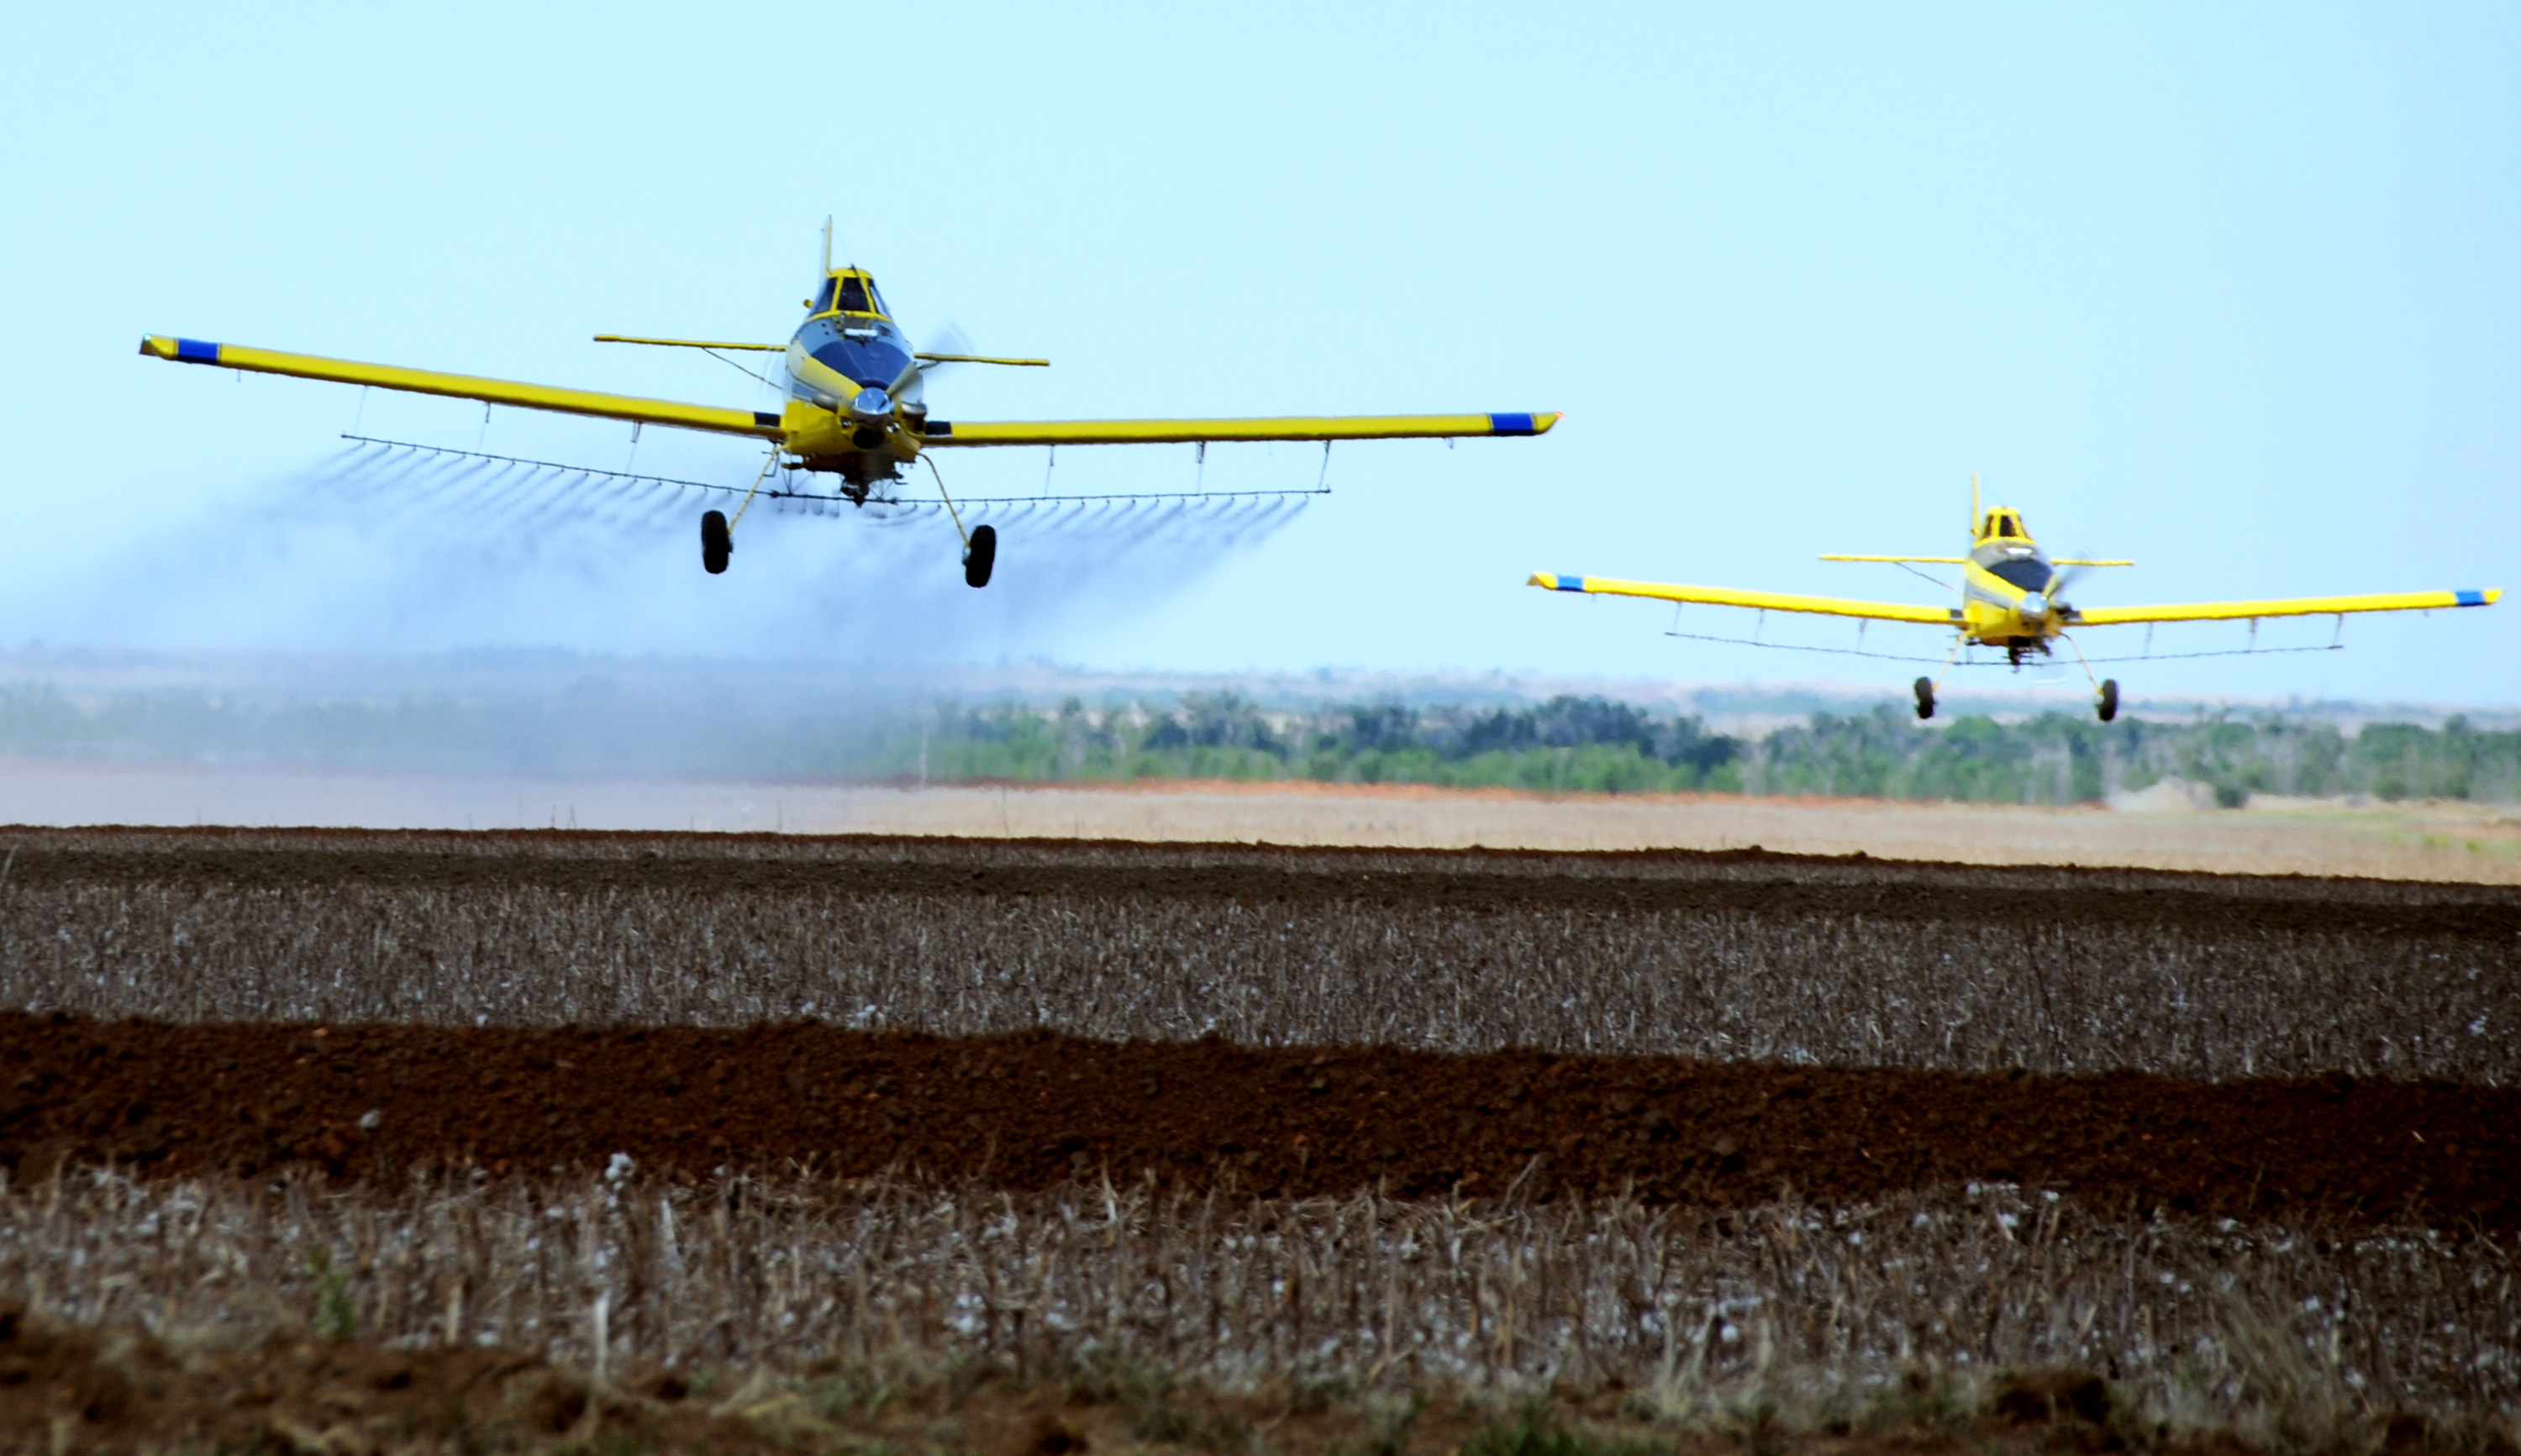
[2020,591,2050,619]
[848,386,893,425]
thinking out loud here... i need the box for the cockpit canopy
[811,270,890,319]
[1977,508,2033,543]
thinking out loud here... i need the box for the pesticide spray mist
[21,439,1313,662]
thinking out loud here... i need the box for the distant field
[0,758,2515,880]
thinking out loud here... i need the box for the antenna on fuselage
[823,217,833,275]
[1970,470,1981,540]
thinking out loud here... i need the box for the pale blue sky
[4,3,2514,706]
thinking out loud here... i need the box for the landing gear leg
[1915,633,1966,719]
[2059,633,2118,721]
[924,455,996,589]
[703,448,782,576]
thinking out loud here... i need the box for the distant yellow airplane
[1530,476,2497,722]
[141,222,1559,587]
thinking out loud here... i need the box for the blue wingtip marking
[172,338,220,364]
[1554,575,1587,591]
[2456,590,2487,607]
[1489,412,1537,435]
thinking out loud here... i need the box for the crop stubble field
[0,828,2516,1453]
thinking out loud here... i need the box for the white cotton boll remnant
[357,1109,382,1132]
[606,1152,636,1185]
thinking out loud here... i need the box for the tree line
[882,694,2521,806]
[0,685,2511,805]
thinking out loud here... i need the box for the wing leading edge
[1527,574,1955,625]
[143,335,1550,449]
[139,335,784,439]
[924,412,1560,446]
[2073,589,2499,625]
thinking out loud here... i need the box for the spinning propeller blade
[887,323,972,402]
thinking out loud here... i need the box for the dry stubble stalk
[0,878,2507,1081]
[0,1170,2508,1427]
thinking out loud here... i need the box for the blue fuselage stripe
[793,315,913,392]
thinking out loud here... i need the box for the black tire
[2097,678,2119,723]
[1913,675,1936,721]
[700,510,732,576]
[962,523,997,589]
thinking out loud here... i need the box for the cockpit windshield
[1987,558,2053,592]
[813,273,891,318]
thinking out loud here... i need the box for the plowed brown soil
[4,1014,2511,1229]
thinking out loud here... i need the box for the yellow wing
[923,411,1560,446]
[140,335,783,439]
[1528,573,1955,625]
[2074,588,2499,625]
[593,334,784,352]
[1818,555,1970,564]
[1818,555,2132,565]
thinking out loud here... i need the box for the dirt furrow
[5,836,2516,938]
[3,1014,2510,1228]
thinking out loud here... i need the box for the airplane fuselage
[1955,509,2082,659]
[776,267,926,490]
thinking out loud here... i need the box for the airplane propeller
[2026,551,2103,623]
[881,323,973,409]
[2047,551,2100,600]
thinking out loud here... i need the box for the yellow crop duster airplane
[140,223,1560,586]
[1531,476,2497,722]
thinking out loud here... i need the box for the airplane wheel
[2097,678,2119,723]
[1913,676,1935,721]
[701,510,732,575]
[962,523,997,589]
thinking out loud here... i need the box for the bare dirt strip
[3,1015,2512,1230]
